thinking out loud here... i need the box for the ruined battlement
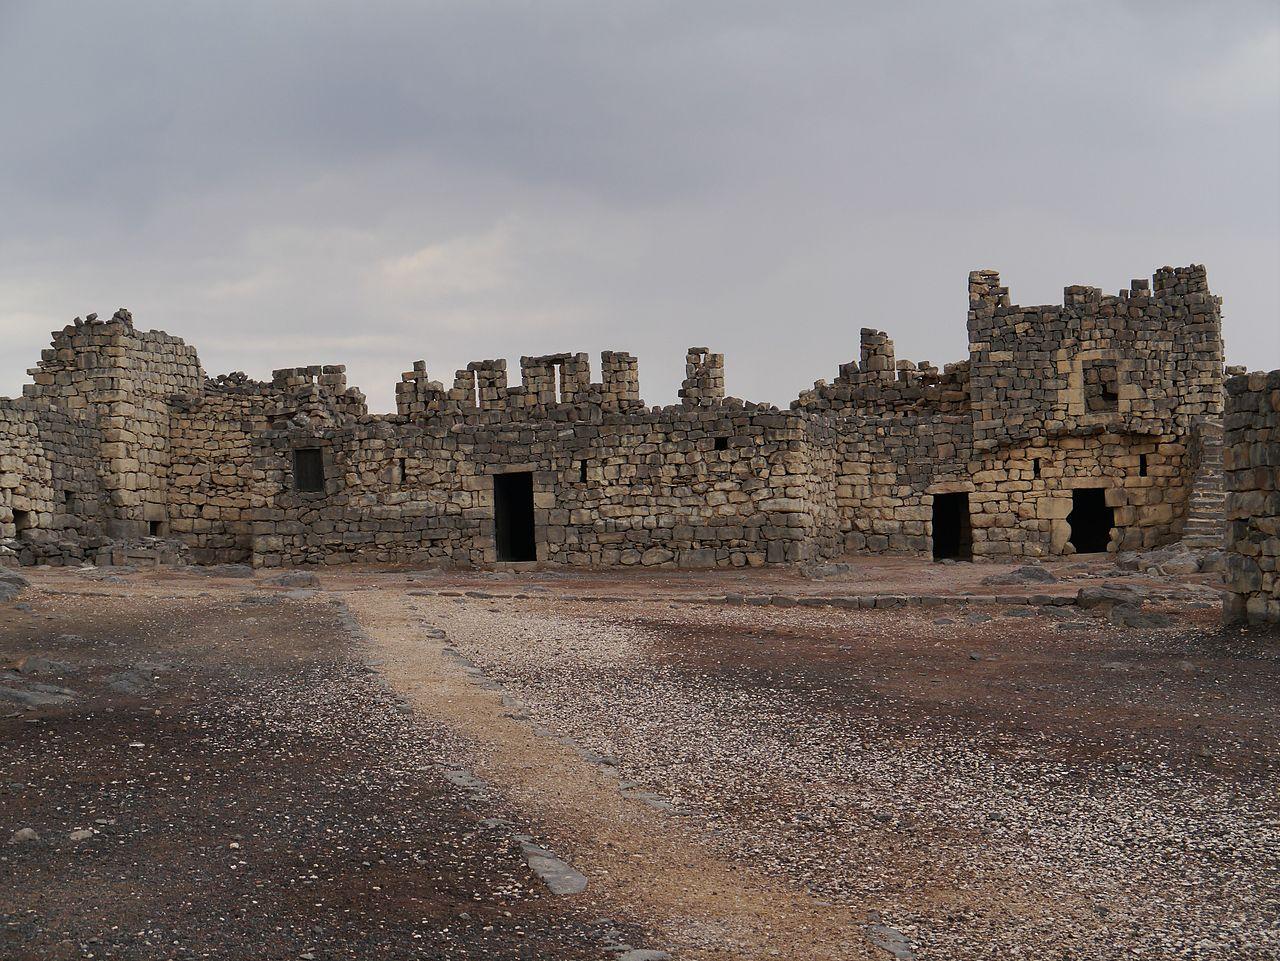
[0,265,1229,569]
[793,328,971,416]
[394,350,648,420]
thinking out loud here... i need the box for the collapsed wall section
[1223,370,1280,625]
[794,329,971,417]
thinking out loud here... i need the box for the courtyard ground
[2,557,1277,960]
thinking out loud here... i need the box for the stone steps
[1180,417,1225,549]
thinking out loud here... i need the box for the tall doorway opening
[1068,488,1114,554]
[494,472,536,562]
[932,492,972,560]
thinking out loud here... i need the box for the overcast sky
[1,1,1277,412]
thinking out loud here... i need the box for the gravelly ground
[416,577,1280,960]
[0,583,623,960]
[3,560,1278,961]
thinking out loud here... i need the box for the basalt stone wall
[0,398,108,565]
[168,368,370,563]
[967,431,1192,557]
[0,264,1232,569]
[23,310,204,538]
[168,383,271,564]
[252,400,839,568]
[829,413,971,555]
[1223,370,1280,625]
[966,265,1222,452]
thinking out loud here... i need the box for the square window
[1082,361,1119,413]
[714,436,729,451]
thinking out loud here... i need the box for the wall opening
[931,492,972,561]
[148,520,168,537]
[64,490,76,511]
[1138,453,1148,477]
[1032,457,1041,479]
[714,436,729,451]
[579,460,588,483]
[293,448,325,492]
[12,509,34,540]
[552,363,563,404]
[397,457,409,485]
[1082,361,1120,413]
[1068,487,1114,554]
[494,472,536,562]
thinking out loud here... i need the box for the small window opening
[579,460,588,483]
[293,447,325,493]
[148,520,166,537]
[553,363,564,403]
[64,490,76,511]
[1138,454,1148,477]
[1032,457,1041,479]
[1083,361,1120,413]
[714,436,729,452]
[397,457,409,485]
[12,509,33,539]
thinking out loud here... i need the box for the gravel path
[372,587,1280,960]
[351,590,876,961]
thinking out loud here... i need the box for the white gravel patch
[421,596,1280,960]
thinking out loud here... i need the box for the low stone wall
[1223,370,1280,625]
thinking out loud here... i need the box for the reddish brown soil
[0,586,617,960]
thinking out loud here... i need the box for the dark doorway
[932,492,972,560]
[1068,487,1114,554]
[293,448,325,492]
[494,472,536,562]
[12,509,33,540]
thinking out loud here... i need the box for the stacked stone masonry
[0,265,1237,570]
[1223,370,1280,625]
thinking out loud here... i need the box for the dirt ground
[3,558,1278,960]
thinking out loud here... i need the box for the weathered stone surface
[981,563,1057,586]
[1222,369,1280,625]
[0,568,29,602]
[265,570,320,588]
[0,265,1234,570]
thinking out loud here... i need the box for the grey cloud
[1,0,1276,412]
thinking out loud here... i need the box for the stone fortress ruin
[1,263,1274,621]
